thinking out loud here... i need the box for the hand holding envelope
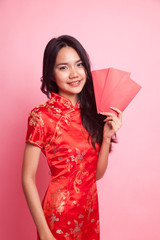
[92,67,142,114]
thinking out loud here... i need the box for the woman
[22,35,122,240]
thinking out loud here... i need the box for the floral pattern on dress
[26,92,100,240]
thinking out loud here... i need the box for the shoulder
[28,99,60,127]
[29,101,47,115]
[29,98,54,115]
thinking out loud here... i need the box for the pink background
[0,0,160,239]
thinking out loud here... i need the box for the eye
[77,62,83,67]
[59,66,68,70]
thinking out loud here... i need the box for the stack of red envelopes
[92,67,142,114]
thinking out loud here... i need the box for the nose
[69,67,78,78]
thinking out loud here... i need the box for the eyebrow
[56,59,82,67]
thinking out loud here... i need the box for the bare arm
[96,107,122,180]
[22,143,56,240]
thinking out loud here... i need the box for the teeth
[69,81,80,85]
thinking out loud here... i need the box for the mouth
[68,80,81,86]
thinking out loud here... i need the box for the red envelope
[92,68,142,114]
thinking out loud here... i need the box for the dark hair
[41,35,117,151]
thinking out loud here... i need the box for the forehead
[55,46,80,63]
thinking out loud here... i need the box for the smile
[68,80,81,86]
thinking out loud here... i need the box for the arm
[96,107,122,180]
[22,143,56,240]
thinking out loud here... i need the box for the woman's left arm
[96,107,122,180]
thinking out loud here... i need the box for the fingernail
[110,107,114,109]
[100,112,105,115]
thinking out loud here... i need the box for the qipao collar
[50,92,80,111]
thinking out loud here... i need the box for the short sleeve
[25,110,46,151]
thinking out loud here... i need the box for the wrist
[103,137,111,144]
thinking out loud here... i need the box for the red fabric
[26,93,100,240]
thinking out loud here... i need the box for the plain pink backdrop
[0,0,160,239]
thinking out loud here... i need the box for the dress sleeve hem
[25,140,43,150]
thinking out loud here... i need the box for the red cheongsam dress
[26,92,100,240]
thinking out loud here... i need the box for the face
[53,46,86,104]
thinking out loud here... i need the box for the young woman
[22,35,122,240]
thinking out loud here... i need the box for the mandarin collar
[50,92,80,110]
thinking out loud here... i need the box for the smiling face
[53,46,86,105]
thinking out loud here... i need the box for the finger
[110,107,122,114]
[108,121,120,132]
[104,116,113,122]
[105,116,122,130]
[103,112,122,130]
[101,112,118,117]
[112,115,122,126]
[104,121,116,133]
[104,114,120,122]
[110,107,123,119]
[100,111,122,121]
[104,116,121,128]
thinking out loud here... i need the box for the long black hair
[41,35,117,151]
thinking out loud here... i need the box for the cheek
[54,72,67,84]
[79,68,87,79]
